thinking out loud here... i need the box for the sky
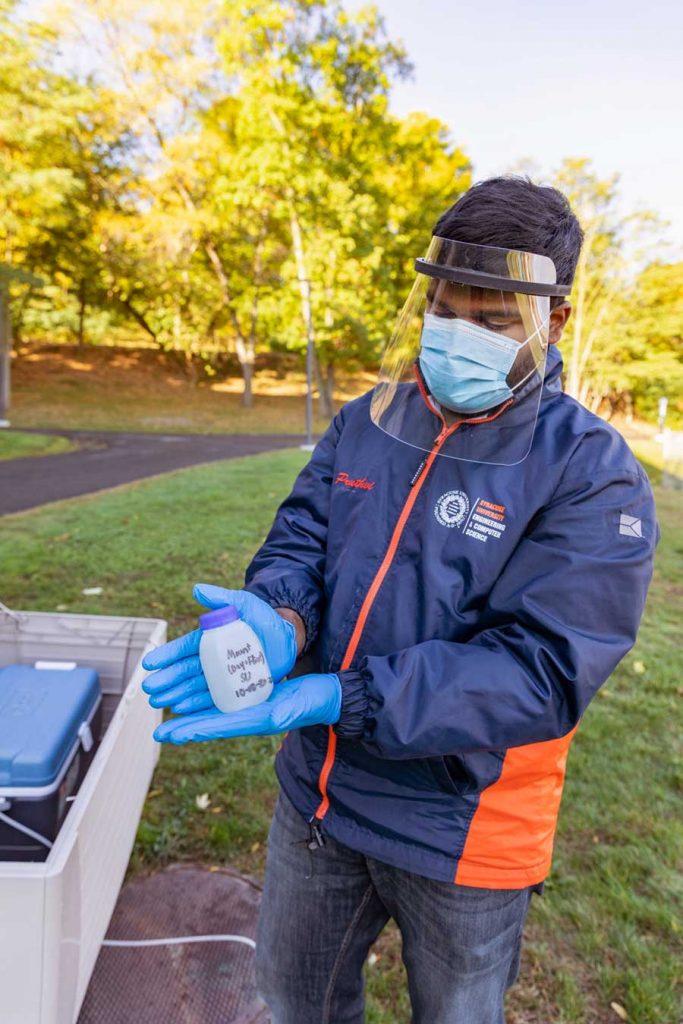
[347,0,683,254]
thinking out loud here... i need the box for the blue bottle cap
[198,604,240,630]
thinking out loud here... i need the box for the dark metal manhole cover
[78,864,269,1024]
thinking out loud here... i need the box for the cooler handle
[78,721,94,753]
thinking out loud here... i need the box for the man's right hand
[141,583,299,714]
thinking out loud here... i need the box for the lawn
[0,449,680,1023]
[0,428,75,460]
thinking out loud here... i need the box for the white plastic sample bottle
[198,604,273,713]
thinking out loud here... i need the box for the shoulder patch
[619,513,643,538]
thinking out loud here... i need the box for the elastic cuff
[334,670,369,739]
[242,583,319,654]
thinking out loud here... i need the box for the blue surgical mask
[419,313,524,414]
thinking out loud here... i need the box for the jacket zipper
[310,422,457,835]
[309,381,514,838]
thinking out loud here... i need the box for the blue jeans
[255,789,538,1024]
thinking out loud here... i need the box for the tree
[0,0,139,350]
[614,261,683,423]
[12,0,471,419]
[552,158,666,414]
[215,0,470,414]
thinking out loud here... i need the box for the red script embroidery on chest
[335,472,375,491]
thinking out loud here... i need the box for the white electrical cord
[0,806,255,951]
[102,935,255,949]
[0,810,53,849]
[0,804,255,951]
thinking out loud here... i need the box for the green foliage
[6,0,468,411]
[618,262,683,424]
[553,159,681,421]
[0,0,134,345]
[3,4,679,421]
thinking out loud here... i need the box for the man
[142,177,657,1023]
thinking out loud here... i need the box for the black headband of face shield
[414,258,571,297]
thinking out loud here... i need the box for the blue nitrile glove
[152,673,341,745]
[141,583,298,713]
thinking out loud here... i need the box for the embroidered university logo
[464,499,507,543]
[434,490,470,529]
[335,472,375,491]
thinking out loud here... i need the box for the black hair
[433,176,583,301]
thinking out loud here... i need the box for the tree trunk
[325,362,335,417]
[288,202,316,443]
[184,349,198,386]
[115,293,158,344]
[203,239,256,408]
[12,285,32,346]
[242,360,254,408]
[0,280,11,422]
[77,278,86,352]
[235,335,255,408]
[315,359,335,420]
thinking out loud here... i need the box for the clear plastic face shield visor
[370,238,570,465]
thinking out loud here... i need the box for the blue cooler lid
[0,664,101,788]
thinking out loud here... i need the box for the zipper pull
[308,818,326,850]
[410,457,427,486]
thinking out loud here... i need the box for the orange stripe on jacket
[454,725,579,889]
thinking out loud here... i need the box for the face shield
[370,237,570,465]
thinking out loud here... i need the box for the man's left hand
[153,673,341,745]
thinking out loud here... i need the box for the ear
[548,302,571,344]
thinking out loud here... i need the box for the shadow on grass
[635,455,683,490]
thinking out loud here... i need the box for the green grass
[0,450,680,1023]
[0,429,75,460]
[0,450,309,880]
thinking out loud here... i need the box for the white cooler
[0,607,166,1024]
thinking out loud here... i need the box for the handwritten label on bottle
[224,642,271,699]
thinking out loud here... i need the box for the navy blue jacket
[245,347,657,887]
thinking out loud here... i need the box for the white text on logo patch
[464,500,508,543]
[434,490,470,529]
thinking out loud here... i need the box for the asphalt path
[0,428,307,516]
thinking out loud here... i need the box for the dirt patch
[12,342,373,398]
[9,343,375,436]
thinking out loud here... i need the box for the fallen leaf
[210,806,223,814]
[195,792,211,810]
[368,953,378,967]
[632,660,645,675]
[250,841,261,852]
[147,789,163,800]
[592,835,600,844]
[611,1001,628,1020]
